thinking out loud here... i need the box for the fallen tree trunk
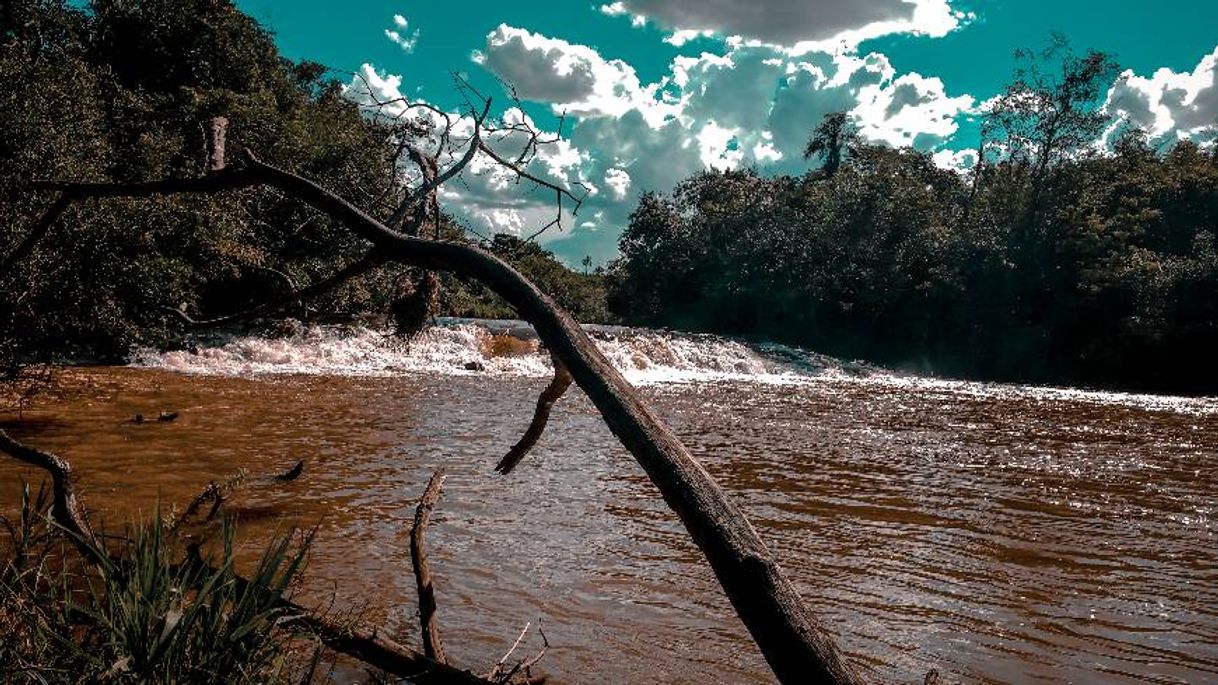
[30,150,865,684]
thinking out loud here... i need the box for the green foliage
[1,0,401,368]
[802,111,859,177]
[982,35,1120,176]
[608,53,1218,392]
[0,0,610,372]
[1,482,313,684]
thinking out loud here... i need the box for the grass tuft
[1,480,315,684]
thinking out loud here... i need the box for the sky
[234,0,1218,265]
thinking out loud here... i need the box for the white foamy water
[131,320,1218,415]
[132,321,796,384]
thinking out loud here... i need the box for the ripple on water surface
[3,323,1216,684]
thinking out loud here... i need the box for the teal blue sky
[232,0,1218,263]
[235,0,687,129]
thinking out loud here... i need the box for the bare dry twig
[485,621,548,684]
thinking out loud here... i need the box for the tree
[802,111,858,176]
[982,35,1119,187]
[607,39,1218,392]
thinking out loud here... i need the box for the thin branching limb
[486,622,548,685]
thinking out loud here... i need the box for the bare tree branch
[475,139,588,240]
[385,98,492,233]
[486,622,547,684]
[495,354,572,475]
[29,148,865,684]
[0,428,101,563]
[410,470,447,664]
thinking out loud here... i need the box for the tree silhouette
[802,112,859,176]
[982,34,1119,184]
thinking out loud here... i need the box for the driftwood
[495,354,572,475]
[168,459,305,533]
[25,147,864,684]
[0,428,101,563]
[411,469,448,664]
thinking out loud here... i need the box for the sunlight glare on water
[3,321,1216,684]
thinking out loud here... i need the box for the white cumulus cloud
[384,14,418,52]
[1103,45,1218,146]
[481,25,672,123]
[602,0,966,53]
[350,22,978,262]
[469,26,975,256]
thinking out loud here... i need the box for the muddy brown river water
[1,323,1216,684]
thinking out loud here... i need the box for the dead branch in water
[496,353,572,475]
[411,469,448,664]
[168,459,305,534]
[0,428,101,563]
[16,101,866,683]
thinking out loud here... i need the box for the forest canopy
[3,2,1215,394]
[605,44,1218,393]
[0,0,608,375]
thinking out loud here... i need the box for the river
[2,321,1216,684]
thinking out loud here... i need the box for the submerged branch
[168,459,305,534]
[496,354,572,475]
[411,470,448,664]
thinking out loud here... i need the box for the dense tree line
[608,45,1218,393]
[5,5,1213,393]
[1,0,395,370]
[1,0,608,375]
